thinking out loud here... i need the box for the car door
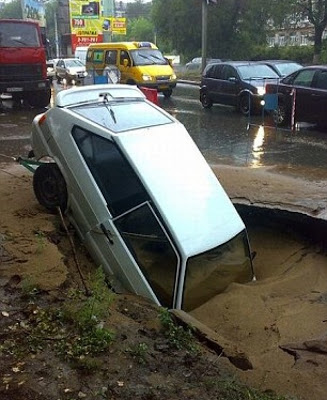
[291,68,317,123]
[72,127,181,308]
[204,64,224,102]
[219,65,240,106]
[311,69,327,126]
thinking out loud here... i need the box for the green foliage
[127,17,155,42]
[126,342,149,364]
[252,45,314,64]
[159,308,198,353]
[0,0,22,19]
[1,268,115,369]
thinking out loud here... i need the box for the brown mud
[1,162,327,400]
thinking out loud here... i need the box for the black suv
[200,61,279,115]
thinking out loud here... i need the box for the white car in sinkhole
[30,84,254,311]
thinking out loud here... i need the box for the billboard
[21,0,46,28]
[69,0,103,51]
[102,17,127,35]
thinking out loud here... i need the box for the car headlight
[170,74,177,80]
[257,87,266,96]
[142,74,152,81]
[83,71,88,77]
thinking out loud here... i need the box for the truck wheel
[26,89,51,108]
[33,163,67,212]
[163,89,172,98]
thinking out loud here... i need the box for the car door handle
[100,223,114,245]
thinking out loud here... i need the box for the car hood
[115,123,245,258]
[137,64,175,77]
[67,66,86,73]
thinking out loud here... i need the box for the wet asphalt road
[1,82,327,182]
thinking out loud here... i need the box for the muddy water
[191,207,327,400]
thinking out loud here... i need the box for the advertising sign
[102,17,126,35]
[69,0,103,51]
[21,0,46,28]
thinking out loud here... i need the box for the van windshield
[183,230,253,311]
[0,22,40,47]
[130,49,168,66]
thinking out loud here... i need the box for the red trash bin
[139,87,158,105]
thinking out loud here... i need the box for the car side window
[72,126,149,217]
[222,65,238,80]
[293,69,316,87]
[93,50,104,63]
[86,51,92,62]
[207,64,223,79]
[120,50,131,66]
[105,50,118,65]
[314,70,327,90]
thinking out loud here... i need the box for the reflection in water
[250,125,265,168]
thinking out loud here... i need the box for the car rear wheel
[33,163,67,212]
[200,91,213,109]
[272,102,288,126]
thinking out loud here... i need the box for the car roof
[206,61,259,67]
[257,60,301,64]
[55,84,146,107]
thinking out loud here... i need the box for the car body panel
[265,66,327,126]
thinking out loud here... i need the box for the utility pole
[201,0,218,73]
[54,11,59,58]
[201,0,208,74]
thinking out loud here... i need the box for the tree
[269,0,327,62]
[127,17,154,42]
[0,0,23,19]
[297,0,327,62]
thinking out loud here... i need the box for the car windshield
[130,49,168,66]
[72,100,173,133]
[0,22,40,47]
[182,230,253,311]
[274,63,302,77]
[237,64,279,80]
[65,59,84,68]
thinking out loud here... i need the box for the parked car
[30,84,254,312]
[55,58,87,84]
[46,59,58,83]
[200,61,279,115]
[185,57,222,72]
[256,60,303,78]
[265,65,327,127]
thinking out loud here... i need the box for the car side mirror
[228,77,238,83]
[123,59,129,67]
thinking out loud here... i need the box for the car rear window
[72,101,173,133]
[237,64,279,79]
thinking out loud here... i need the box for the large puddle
[191,205,327,400]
